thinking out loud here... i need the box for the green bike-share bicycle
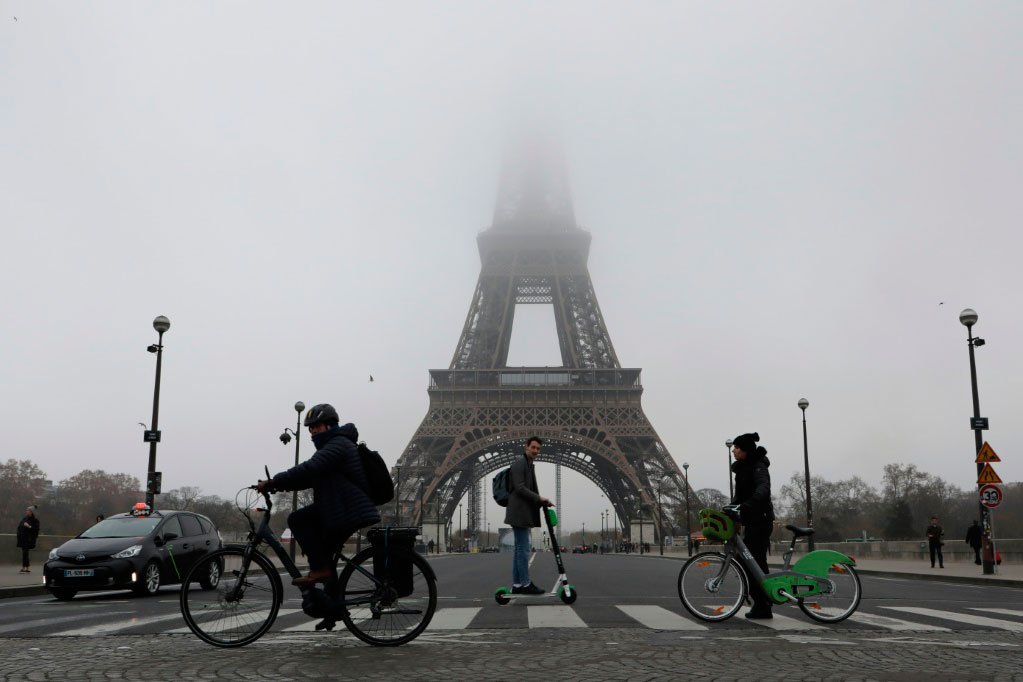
[678,506,861,623]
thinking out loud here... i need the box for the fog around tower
[2,3,1022,534]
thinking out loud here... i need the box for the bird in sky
[939,302,944,306]
[369,375,374,382]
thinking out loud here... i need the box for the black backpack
[492,467,512,507]
[358,442,394,506]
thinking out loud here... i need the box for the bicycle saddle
[785,524,816,537]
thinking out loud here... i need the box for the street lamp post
[725,439,734,499]
[144,316,170,509]
[960,308,995,575]
[278,401,305,561]
[582,522,586,548]
[798,398,815,551]
[657,481,665,556]
[458,503,463,552]
[394,466,402,525]
[605,508,609,553]
[614,508,618,553]
[638,502,644,554]
[683,463,691,557]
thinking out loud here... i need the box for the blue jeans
[512,526,532,586]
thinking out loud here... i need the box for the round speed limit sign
[980,484,1002,509]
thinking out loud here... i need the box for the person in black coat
[16,507,40,572]
[730,432,775,619]
[965,520,983,566]
[258,404,381,586]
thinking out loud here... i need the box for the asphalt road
[3,552,1023,680]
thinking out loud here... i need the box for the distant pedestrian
[16,507,40,573]
[95,514,105,523]
[428,539,435,554]
[926,515,944,568]
[965,520,982,566]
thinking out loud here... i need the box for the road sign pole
[965,321,996,575]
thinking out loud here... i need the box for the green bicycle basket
[700,508,736,541]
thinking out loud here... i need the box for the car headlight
[48,549,59,561]
[111,544,143,559]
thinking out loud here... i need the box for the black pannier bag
[368,527,417,598]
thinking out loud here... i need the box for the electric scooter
[494,507,577,605]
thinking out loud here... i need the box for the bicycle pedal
[314,618,336,631]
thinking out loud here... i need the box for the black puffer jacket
[271,423,381,532]
[731,452,775,529]
[16,514,39,549]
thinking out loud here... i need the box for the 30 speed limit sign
[980,484,1002,509]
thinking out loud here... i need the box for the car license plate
[63,569,94,577]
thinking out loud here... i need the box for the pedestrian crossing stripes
[10,603,1023,638]
[884,606,1023,633]
[615,605,708,631]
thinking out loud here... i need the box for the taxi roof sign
[977,463,1003,485]
[976,442,1001,463]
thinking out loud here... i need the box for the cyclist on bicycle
[730,431,775,619]
[257,403,380,587]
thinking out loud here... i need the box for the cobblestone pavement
[2,629,1022,682]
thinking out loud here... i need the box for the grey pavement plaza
[1,629,1022,682]
[4,553,1023,680]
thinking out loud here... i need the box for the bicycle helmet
[304,403,340,427]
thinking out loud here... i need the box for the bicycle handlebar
[721,504,742,519]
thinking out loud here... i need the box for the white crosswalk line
[166,608,302,634]
[427,607,482,630]
[745,612,824,630]
[0,612,133,635]
[970,608,1023,619]
[848,611,949,631]
[527,605,587,628]
[616,605,708,631]
[884,607,1023,632]
[50,611,189,636]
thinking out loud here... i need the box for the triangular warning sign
[976,442,1001,463]
[977,463,1003,485]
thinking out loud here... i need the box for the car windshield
[79,517,160,538]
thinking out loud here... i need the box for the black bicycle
[179,480,437,648]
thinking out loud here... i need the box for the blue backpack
[492,468,512,507]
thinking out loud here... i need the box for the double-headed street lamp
[682,463,692,557]
[279,401,305,561]
[798,398,815,551]
[960,308,995,575]
[725,439,734,499]
[144,316,170,508]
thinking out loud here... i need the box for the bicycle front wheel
[339,547,437,646]
[678,552,748,622]
[799,562,861,623]
[180,547,283,647]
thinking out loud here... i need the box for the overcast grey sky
[2,2,1021,533]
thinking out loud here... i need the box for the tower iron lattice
[389,136,692,546]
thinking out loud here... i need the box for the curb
[846,568,1022,589]
[0,585,50,600]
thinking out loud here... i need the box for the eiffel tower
[393,137,690,549]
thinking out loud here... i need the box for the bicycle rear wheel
[339,547,437,646]
[678,552,748,622]
[799,563,861,623]
[180,547,283,647]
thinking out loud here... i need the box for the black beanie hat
[732,432,760,457]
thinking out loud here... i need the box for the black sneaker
[745,609,773,619]
[520,583,545,595]
[511,585,524,594]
